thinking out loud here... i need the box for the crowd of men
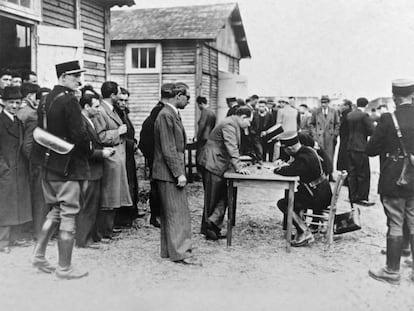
[1,62,413,285]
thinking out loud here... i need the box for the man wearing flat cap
[31,60,91,279]
[367,79,414,285]
[274,131,332,247]
[0,86,32,253]
[309,95,340,181]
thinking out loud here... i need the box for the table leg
[227,180,234,247]
[286,182,295,253]
[232,187,238,226]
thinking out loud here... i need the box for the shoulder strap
[308,146,324,177]
[41,92,67,131]
[391,112,408,157]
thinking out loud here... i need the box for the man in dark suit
[196,96,216,156]
[367,79,414,285]
[253,100,274,162]
[336,100,353,178]
[152,82,200,265]
[197,106,251,240]
[31,60,91,279]
[0,86,32,254]
[76,87,114,248]
[346,97,375,206]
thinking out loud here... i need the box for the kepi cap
[392,79,414,97]
[279,131,299,147]
[56,60,86,78]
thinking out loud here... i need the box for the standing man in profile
[152,82,199,265]
[31,60,91,279]
[368,79,414,285]
[195,95,216,167]
[309,95,340,181]
[346,97,375,206]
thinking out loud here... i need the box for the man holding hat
[367,79,414,285]
[309,95,340,182]
[0,86,32,253]
[275,131,332,247]
[31,60,91,279]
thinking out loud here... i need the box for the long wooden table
[224,165,298,252]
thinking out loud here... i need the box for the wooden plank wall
[81,0,107,89]
[42,0,76,28]
[201,44,218,114]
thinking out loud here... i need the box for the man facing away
[31,60,91,279]
[346,97,375,206]
[197,106,251,240]
[367,79,414,285]
[152,82,200,265]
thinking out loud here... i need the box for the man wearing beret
[31,60,91,279]
[275,132,332,247]
[0,86,32,253]
[367,79,414,285]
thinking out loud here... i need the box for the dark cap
[56,60,86,78]
[356,97,368,107]
[321,95,330,103]
[392,79,414,97]
[2,86,22,100]
[279,131,299,147]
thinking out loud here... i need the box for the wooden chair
[303,170,348,246]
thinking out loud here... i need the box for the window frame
[0,0,41,21]
[125,43,162,74]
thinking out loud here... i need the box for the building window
[0,0,41,21]
[126,44,161,73]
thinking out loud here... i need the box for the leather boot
[55,231,88,280]
[369,235,402,285]
[32,219,58,273]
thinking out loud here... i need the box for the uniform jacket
[346,109,375,152]
[0,112,32,226]
[309,106,340,159]
[152,104,186,182]
[366,104,414,197]
[197,108,216,146]
[92,99,132,208]
[83,115,104,181]
[197,116,243,176]
[32,85,91,181]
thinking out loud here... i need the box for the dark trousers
[347,151,370,202]
[29,164,48,240]
[76,179,101,247]
[262,141,275,162]
[278,190,309,234]
[200,168,227,234]
[95,210,116,240]
[157,180,192,261]
[382,196,414,236]
[149,180,161,218]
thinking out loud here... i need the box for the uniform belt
[385,152,405,160]
[308,175,327,188]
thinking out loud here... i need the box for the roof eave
[105,0,135,8]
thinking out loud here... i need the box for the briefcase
[334,207,361,234]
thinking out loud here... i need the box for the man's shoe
[112,228,122,234]
[150,217,161,228]
[32,258,56,273]
[56,266,89,280]
[368,267,400,285]
[99,238,111,244]
[355,200,375,207]
[291,231,315,247]
[0,246,10,254]
[13,239,32,247]
[175,257,202,266]
[204,228,218,241]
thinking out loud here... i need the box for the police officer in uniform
[275,132,332,247]
[31,60,91,279]
[367,79,414,285]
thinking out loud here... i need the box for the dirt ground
[1,157,413,311]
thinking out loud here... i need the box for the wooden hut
[0,0,134,89]
[110,3,251,138]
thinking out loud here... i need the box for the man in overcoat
[152,82,200,265]
[0,86,32,253]
[196,95,216,167]
[367,79,414,285]
[309,95,340,181]
[197,106,251,240]
[92,81,132,239]
[31,60,91,279]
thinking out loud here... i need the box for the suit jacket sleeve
[276,156,307,176]
[366,114,388,156]
[158,112,185,178]
[92,111,121,146]
[222,123,242,172]
[22,112,37,159]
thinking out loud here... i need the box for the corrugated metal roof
[110,3,250,58]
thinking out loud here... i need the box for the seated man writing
[197,106,251,240]
[274,132,332,247]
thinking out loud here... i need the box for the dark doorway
[0,15,31,70]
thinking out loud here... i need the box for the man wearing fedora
[0,86,32,253]
[31,60,91,279]
[309,95,340,182]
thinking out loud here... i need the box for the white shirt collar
[3,110,15,121]
[165,102,179,115]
